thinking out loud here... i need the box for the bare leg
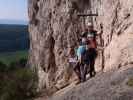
[80,63,88,82]
[90,59,96,77]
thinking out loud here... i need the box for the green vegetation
[127,77,133,87]
[0,24,34,100]
[0,24,37,100]
[0,59,38,100]
[0,50,28,65]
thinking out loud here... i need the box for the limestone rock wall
[92,0,133,71]
[28,0,91,90]
[28,0,133,91]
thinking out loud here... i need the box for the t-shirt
[69,58,77,63]
[87,39,97,49]
[87,30,97,48]
[88,30,97,39]
[82,30,97,39]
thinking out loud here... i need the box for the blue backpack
[77,45,90,63]
[76,45,86,57]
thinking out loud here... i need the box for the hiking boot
[90,72,96,78]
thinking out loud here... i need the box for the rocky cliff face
[48,68,133,100]
[28,0,133,91]
[92,0,133,71]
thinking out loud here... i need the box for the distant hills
[0,19,28,25]
[0,24,29,52]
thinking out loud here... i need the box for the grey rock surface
[28,0,133,92]
[92,0,133,71]
[49,67,133,100]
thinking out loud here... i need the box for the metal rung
[77,13,98,17]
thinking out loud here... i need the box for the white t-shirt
[69,57,77,63]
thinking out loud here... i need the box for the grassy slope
[0,50,28,65]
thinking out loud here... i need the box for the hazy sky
[0,0,28,21]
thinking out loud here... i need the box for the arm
[78,54,82,63]
[96,23,103,36]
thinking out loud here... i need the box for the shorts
[88,48,97,61]
[82,50,90,65]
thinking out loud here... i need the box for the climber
[82,22,98,77]
[68,45,81,81]
[87,34,97,77]
[76,37,90,82]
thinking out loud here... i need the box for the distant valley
[0,24,29,52]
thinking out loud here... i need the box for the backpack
[76,45,90,64]
[76,45,86,58]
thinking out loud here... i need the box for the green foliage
[0,50,28,65]
[9,58,28,70]
[0,56,29,75]
[127,78,133,87]
[0,59,38,100]
[0,61,8,72]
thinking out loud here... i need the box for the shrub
[0,67,38,100]
[19,58,28,67]
[127,77,133,87]
[0,61,8,72]
[8,58,28,71]
[8,61,19,70]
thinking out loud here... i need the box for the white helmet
[87,34,94,38]
[87,22,93,27]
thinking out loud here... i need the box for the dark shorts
[83,59,90,65]
[82,50,90,65]
[81,48,97,65]
[88,48,97,61]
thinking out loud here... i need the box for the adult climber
[82,22,98,77]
